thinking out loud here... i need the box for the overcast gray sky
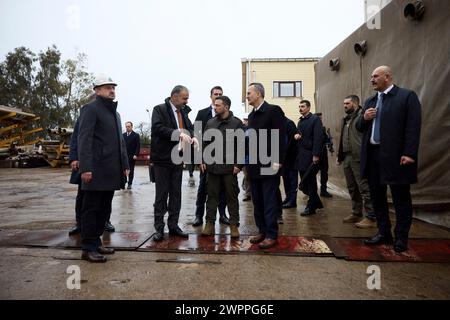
[0,0,367,126]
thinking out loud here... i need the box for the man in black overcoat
[356,66,421,253]
[294,100,324,216]
[246,83,286,249]
[77,75,130,262]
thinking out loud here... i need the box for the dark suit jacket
[195,105,214,135]
[356,85,421,185]
[123,131,140,157]
[295,113,323,172]
[78,96,130,191]
[150,97,194,167]
[247,101,286,179]
[284,117,299,170]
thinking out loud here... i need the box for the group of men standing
[70,64,421,262]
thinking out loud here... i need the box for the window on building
[273,81,302,98]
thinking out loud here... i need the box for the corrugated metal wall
[315,0,450,226]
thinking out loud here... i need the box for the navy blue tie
[373,93,385,143]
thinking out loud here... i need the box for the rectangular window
[273,81,302,98]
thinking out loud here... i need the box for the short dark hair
[171,85,188,97]
[210,86,223,96]
[215,95,231,108]
[125,121,133,127]
[345,95,360,105]
[249,83,265,98]
[300,100,311,107]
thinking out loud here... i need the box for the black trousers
[195,170,226,219]
[282,168,298,204]
[299,165,322,210]
[250,177,281,239]
[75,184,84,228]
[367,145,413,241]
[153,165,183,232]
[127,156,136,185]
[319,149,329,191]
[81,190,115,252]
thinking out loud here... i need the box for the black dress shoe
[68,225,81,236]
[394,239,408,253]
[81,251,107,263]
[300,208,316,216]
[127,184,132,190]
[316,202,324,209]
[282,199,289,205]
[219,215,230,226]
[97,246,115,255]
[320,190,333,198]
[192,217,203,227]
[364,234,394,246]
[169,227,189,238]
[153,231,164,242]
[282,202,297,209]
[104,221,115,233]
[277,217,284,224]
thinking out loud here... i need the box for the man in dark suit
[151,85,198,241]
[357,66,421,253]
[192,86,229,227]
[77,75,129,262]
[123,121,141,190]
[282,116,300,209]
[246,83,286,249]
[294,100,324,216]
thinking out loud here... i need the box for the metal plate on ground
[0,229,152,250]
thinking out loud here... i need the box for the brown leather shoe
[250,234,265,244]
[259,238,278,249]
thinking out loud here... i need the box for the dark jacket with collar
[356,85,421,185]
[203,111,244,175]
[195,105,214,136]
[337,107,363,162]
[247,101,286,179]
[150,97,194,167]
[77,96,130,191]
[123,131,140,157]
[295,112,323,171]
[284,117,300,170]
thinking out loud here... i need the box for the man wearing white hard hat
[77,74,130,262]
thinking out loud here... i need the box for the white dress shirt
[170,100,181,129]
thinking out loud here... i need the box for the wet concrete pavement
[0,167,449,299]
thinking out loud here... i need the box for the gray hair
[249,82,265,98]
[171,85,189,97]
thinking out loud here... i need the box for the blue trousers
[251,177,281,239]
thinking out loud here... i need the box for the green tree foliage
[0,45,94,131]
